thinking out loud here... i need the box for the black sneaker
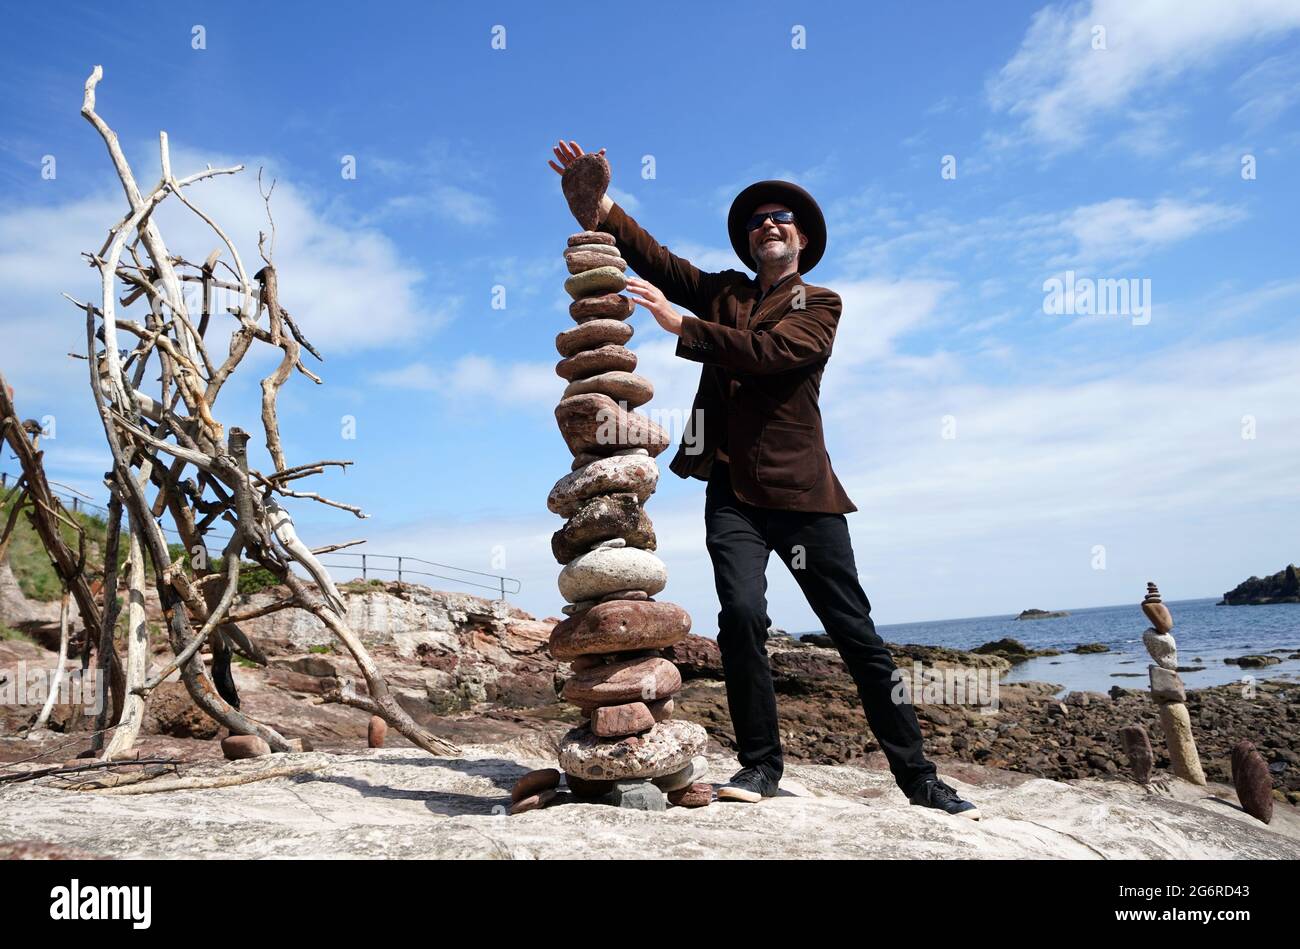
[717,766,780,803]
[908,777,981,820]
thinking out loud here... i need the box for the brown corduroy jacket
[598,203,857,514]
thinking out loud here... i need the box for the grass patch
[1,622,33,643]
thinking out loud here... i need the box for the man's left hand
[625,276,684,336]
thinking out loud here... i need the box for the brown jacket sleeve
[675,287,843,375]
[598,203,722,319]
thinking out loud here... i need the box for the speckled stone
[558,718,708,781]
[558,546,667,603]
[548,454,659,518]
[551,492,657,564]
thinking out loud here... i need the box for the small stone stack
[1140,581,1206,786]
[541,153,709,809]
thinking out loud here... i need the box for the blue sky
[1,0,1298,629]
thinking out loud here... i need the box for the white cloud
[0,143,451,407]
[1058,198,1245,265]
[988,0,1300,152]
[607,186,640,212]
[372,355,557,406]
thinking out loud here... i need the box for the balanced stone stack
[542,154,710,809]
[1140,581,1206,786]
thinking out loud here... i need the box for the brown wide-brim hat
[727,179,827,275]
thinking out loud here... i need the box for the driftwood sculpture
[61,66,458,759]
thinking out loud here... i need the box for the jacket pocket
[754,420,819,491]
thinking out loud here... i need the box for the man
[549,141,979,819]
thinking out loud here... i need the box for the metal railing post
[397,556,403,584]
[361,553,367,580]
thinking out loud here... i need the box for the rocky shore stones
[549,600,690,660]
[570,292,636,323]
[567,230,615,247]
[1231,740,1273,824]
[561,152,611,231]
[548,453,659,517]
[221,735,271,760]
[564,265,627,301]
[653,755,707,792]
[367,715,387,748]
[561,655,681,707]
[1120,724,1154,784]
[558,546,668,602]
[510,788,558,815]
[565,249,627,275]
[592,701,656,737]
[562,370,653,408]
[512,768,561,803]
[554,392,670,459]
[555,343,637,381]
[668,783,713,808]
[604,780,666,811]
[552,492,656,564]
[558,719,708,781]
[556,320,634,358]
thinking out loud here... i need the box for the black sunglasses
[746,209,796,230]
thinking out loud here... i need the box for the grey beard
[755,240,797,268]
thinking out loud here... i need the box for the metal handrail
[1,470,522,600]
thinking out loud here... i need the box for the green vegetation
[237,563,281,596]
[1,488,110,601]
[1,487,228,602]
[340,578,386,593]
[1,622,32,643]
[308,644,334,655]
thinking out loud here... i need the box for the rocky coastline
[2,578,1296,810]
[1219,564,1300,605]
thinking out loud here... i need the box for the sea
[853,598,1300,696]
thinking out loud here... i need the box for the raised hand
[548,139,605,175]
[625,275,683,336]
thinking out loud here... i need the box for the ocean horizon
[802,597,1300,695]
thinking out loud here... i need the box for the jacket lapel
[748,273,806,332]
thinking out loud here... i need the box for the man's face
[748,202,807,270]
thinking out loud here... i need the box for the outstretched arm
[550,139,718,317]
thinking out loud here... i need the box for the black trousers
[703,460,937,795]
